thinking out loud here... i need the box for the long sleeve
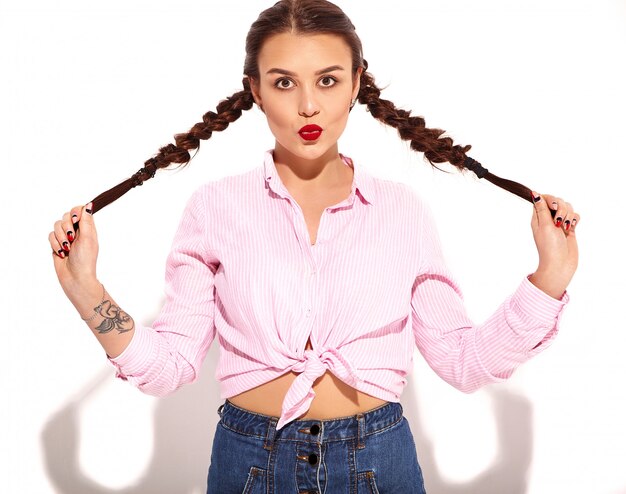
[411,200,569,393]
[108,186,220,396]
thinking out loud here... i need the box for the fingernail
[555,217,563,227]
[531,191,541,203]
[551,201,558,209]
[564,220,571,231]
[85,202,93,215]
[62,241,70,251]
[57,249,66,258]
[67,231,74,242]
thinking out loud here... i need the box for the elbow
[451,379,482,395]
[137,384,179,398]
[444,367,509,394]
[443,368,490,394]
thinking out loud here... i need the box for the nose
[299,109,320,118]
[298,86,320,118]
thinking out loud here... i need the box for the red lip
[298,124,323,141]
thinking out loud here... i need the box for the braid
[357,67,535,204]
[88,78,255,214]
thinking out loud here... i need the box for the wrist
[63,278,104,313]
[528,268,569,300]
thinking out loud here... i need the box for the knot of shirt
[276,346,363,430]
[291,349,327,381]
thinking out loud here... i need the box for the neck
[272,142,346,193]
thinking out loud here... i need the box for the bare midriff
[227,337,389,419]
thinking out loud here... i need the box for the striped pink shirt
[109,150,569,430]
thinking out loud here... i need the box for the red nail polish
[564,220,571,231]
[57,249,65,258]
[62,241,70,251]
[555,217,563,227]
[67,231,74,242]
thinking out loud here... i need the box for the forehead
[257,32,352,72]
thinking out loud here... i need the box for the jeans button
[310,424,320,435]
[308,453,318,465]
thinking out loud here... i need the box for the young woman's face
[250,32,361,162]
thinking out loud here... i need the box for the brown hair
[89,0,534,214]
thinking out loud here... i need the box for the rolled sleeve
[107,186,219,396]
[411,196,570,392]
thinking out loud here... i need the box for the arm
[108,187,219,395]
[410,194,575,392]
[50,188,219,396]
[50,203,136,359]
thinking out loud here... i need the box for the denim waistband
[217,399,404,446]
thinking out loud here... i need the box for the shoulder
[186,165,260,206]
[368,173,430,218]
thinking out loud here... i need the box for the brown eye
[275,78,294,89]
[319,76,337,87]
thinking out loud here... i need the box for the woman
[48,1,579,492]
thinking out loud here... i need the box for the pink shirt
[109,150,569,430]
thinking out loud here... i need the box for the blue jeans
[206,399,426,493]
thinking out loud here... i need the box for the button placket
[295,429,322,493]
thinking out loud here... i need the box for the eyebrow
[266,65,345,76]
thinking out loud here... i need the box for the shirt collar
[262,149,375,206]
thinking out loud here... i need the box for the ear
[351,66,363,101]
[248,77,263,110]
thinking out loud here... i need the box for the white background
[1,1,625,492]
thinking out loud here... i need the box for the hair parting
[87,0,535,214]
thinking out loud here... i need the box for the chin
[277,136,340,161]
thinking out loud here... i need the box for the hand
[528,191,580,299]
[48,202,100,297]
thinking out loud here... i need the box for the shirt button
[310,424,320,435]
[308,453,318,465]
[305,308,311,317]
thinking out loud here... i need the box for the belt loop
[217,402,225,418]
[356,412,366,449]
[264,417,278,450]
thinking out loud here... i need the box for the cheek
[326,104,350,131]
[264,111,291,138]
[262,97,293,131]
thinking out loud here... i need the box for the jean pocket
[357,470,380,494]
[241,466,267,494]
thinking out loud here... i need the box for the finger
[542,195,566,228]
[561,201,574,232]
[531,191,553,226]
[563,206,580,234]
[59,212,74,251]
[67,207,83,241]
[76,202,95,236]
[48,230,66,259]
[570,212,581,232]
[69,204,86,236]
[53,219,71,255]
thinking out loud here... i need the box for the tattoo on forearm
[92,299,135,334]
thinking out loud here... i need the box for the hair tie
[464,156,489,179]
[130,165,157,187]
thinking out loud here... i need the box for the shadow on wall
[41,341,222,494]
[42,353,533,494]
[403,382,534,494]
